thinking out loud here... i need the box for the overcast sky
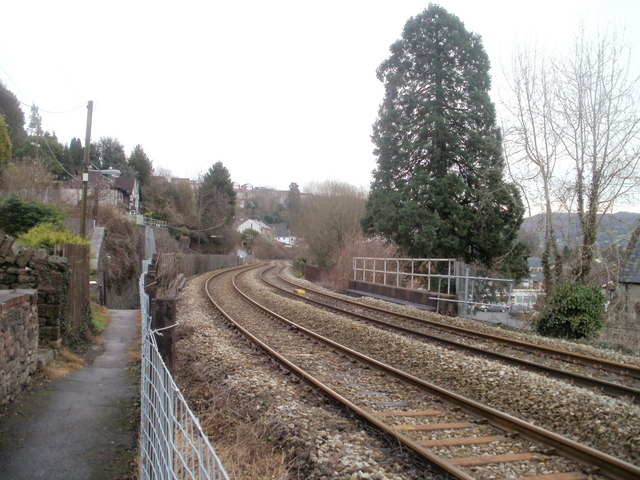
[1,1,638,193]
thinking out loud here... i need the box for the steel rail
[260,265,640,403]
[206,264,640,480]
[274,264,640,380]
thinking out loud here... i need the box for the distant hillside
[521,212,640,252]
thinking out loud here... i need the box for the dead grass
[127,311,142,363]
[174,338,292,479]
[37,348,86,381]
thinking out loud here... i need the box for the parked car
[479,303,508,312]
[511,305,534,313]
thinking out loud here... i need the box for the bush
[0,195,64,236]
[293,257,306,278]
[534,280,606,340]
[326,234,399,290]
[17,223,89,255]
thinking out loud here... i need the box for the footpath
[0,310,139,480]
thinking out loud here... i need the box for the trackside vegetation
[535,280,606,340]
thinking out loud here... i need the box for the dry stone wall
[0,234,69,348]
[0,290,38,407]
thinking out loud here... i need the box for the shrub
[17,223,89,255]
[0,195,64,236]
[293,257,306,278]
[323,234,398,291]
[534,280,606,340]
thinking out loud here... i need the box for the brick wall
[0,290,38,406]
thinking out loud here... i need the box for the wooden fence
[63,244,90,333]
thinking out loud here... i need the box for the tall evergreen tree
[198,161,236,229]
[286,182,302,233]
[0,114,11,172]
[0,81,26,146]
[27,104,43,137]
[94,137,133,176]
[128,144,153,186]
[363,5,524,266]
[68,138,84,171]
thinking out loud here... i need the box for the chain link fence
[139,228,230,480]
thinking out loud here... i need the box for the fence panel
[63,243,90,332]
[139,228,229,480]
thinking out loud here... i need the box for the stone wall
[0,290,38,407]
[0,235,69,348]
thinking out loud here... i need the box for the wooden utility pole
[79,100,93,238]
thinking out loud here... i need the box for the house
[605,229,640,352]
[613,233,640,314]
[113,176,140,212]
[268,223,296,246]
[235,219,274,240]
[511,257,544,307]
[60,171,140,212]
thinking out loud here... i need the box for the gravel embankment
[175,265,640,478]
[175,271,438,480]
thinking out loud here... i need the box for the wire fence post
[139,227,230,480]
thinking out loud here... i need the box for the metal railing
[139,231,229,479]
[353,257,458,294]
[352,257,515,316]
[129,213,169,229]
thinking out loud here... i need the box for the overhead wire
[0,61,89,115]
[39,135,75,178]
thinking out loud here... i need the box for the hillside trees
[13,133,71,178]
[93,137,134,177]
[242,188,285,224]
[363,5,524,269]
[1,158,54,201]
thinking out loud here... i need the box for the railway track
[259,262,640,403]
[204,262,640,480]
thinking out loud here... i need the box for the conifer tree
[128,144,153,186]
[198,161,236,229]
[363,5,524,266]
[0,114,11,171]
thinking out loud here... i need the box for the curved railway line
[202,261,640,480]
[260,262,640,403]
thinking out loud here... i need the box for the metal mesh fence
[139,228,230,480]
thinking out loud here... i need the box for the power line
[0,62,88,114]
[40,135,75,178]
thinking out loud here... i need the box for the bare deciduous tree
[297,181,367,268]
[1,158,54,202]
[554,29,640,282]
[504,48,563,292]
[504,28,640,285]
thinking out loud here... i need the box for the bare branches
[503,27,640,284]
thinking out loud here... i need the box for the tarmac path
[0,310,139,480]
